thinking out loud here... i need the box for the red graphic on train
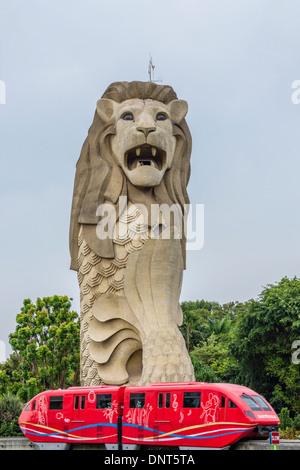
[18,382,280,450]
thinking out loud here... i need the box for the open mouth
[125,144,166,170]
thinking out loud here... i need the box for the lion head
[69,81,192,270]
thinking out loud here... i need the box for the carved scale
[77,202,194,386]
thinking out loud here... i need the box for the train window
[165,393,170,408]
[130,393,145,408]
[81,396,85,409]
[183,392,201,408]
[33,400,36,410]
[228,399,237,408]
[221,396,226,408]
[49,396,64,410]
[239,394,261,411]
[158,393,171,408]
[74,395,86,410]
[252,395,271,411]
[74,395,85,410]
[96,394,112,409]
[158,393,163,408]
[25,403,30,411]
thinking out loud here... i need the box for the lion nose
[137,126,156,137]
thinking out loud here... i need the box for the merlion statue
[69,81,195,386]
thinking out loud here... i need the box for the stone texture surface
[69,81,194,385]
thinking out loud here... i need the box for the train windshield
[251,395,271,411]
[239,394,261,411]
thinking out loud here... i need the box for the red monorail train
[18,382,279,450]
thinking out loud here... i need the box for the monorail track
[1,437,300,451]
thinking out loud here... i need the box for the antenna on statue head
[148,54,153,81]
[148,53,162,83]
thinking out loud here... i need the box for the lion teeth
[136,147,141,157]
[151,147,157,157]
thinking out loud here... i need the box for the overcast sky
[0,0,299,360]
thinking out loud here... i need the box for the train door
[72,394,86,423]
[155,392,171,423]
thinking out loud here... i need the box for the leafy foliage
[181,277,300,416]
[1,279,300,437]
[1,295,80,402]
[0,394,23,436]
[229,277,300,413]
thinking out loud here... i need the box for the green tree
[189,351,219,383]
[294,414,300,430]
[203,316,232,338]
[180,300,232,349]
[230,277,300,414]
[190,328,240,384]
[180,307,204,352]
[279,408,294,429]
[0,394,23,436]
[180,300,241,384]
[0,354,21,396]
[9,295,80,401]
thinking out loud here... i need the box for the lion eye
[156,113,167,121]
[122,113,134,121]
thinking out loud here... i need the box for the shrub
[279,427,299,440]
[279,407,294,429]
[0,394,23,437]
[293,414,300,430]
